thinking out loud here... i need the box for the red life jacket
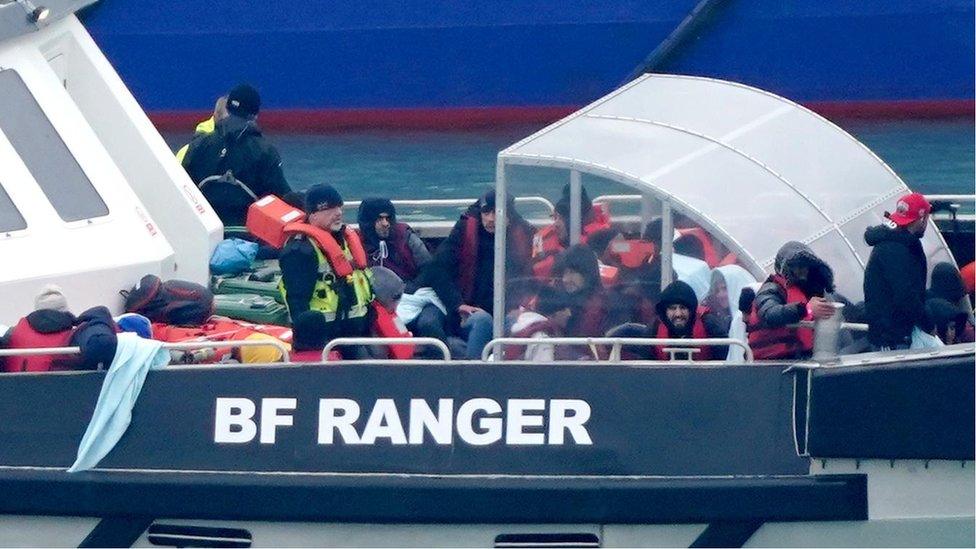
[504,318,558,360]
[361,223,419,281]
[4,317,75,372]
[653,309,711,361]
[291,349,342,362]
[531,205,612,279]
[747,275,814,360]
[371,302,414,359]
[457,214,532,304]
[283,223,368,277]
[676,228,720,268]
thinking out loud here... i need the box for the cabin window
[0,182,26,232]
[0,69,108,222]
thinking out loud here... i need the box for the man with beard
[747,241,839,360]
[863,193,933,350]
[652,280,724,361]
[356,198,431,284]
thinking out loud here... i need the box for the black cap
[227,84,261,118]
[305,184,343,213]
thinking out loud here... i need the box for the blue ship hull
[80,0,975,129]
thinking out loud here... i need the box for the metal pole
[660,200,673,288]
[569,170,582,245]
[640,194,657,230]
[492,160,508,340]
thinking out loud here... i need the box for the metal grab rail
[322,337,451,361]
[593,194,643,205]
[482,337,753,363]
[344,197,555,215]
[792,321,869,332]
[924,194,976,203]
[0,339,291,363]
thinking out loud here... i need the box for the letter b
[214,398,257,443]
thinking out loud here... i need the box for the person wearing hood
[3,285,118,372]
[863,193,933,350]
[531,184,610,279]
[507,286,573,361]
[279,184,374,355]
[747,241,839,360]
[356,198,431,283]
[652,280,724,361]
[182,84,291,226]
[701,265,756,336]
[924,298,968,345]
[423,190,534,358]
[551,244,608,339]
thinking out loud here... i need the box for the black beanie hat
[227,84,261,118]
[305,184,343,213]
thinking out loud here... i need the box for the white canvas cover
[498,74,953,301]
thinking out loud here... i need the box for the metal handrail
[593,194,642,205]
[924,194,975,202]
[322,337,451,361]
[482,337,753,362]
[0,339,291,363]
[792,321,869,332]
[344,197,555,215]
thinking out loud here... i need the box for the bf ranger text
[214,398,593,445]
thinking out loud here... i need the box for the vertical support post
[492,161,508,340]
[660,200,673,289]
[640,194,656,230]
[569,170,582,245]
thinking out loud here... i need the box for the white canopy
[497,74,953,305]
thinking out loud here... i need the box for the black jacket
[863,224,929,347]
[755,241,835,328]
[182,115,291,226]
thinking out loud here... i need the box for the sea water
[162,117,974,215]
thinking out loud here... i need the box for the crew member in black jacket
[182,84,291,226]
[863,192,932,350]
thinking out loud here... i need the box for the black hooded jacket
[357,198,431,282]
[182,114,291,226]
[551,244,607,337]
[928,262,967,304]
[863,224,929,347]
[755,241,835,328]
[655,280,699,337]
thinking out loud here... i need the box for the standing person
[863,193,933,351]
[175,95,228,163]
[747,241,839,360]
[182,84,291,226]
[652,280,725,361]
[426,190,534,358]
[356,198,432,284]
[279,184,374,356]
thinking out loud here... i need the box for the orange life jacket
[746,275,814,360]
[531,205,612,279]
[152,318,292,362]
[653,308,711,361]
[607,239,657,269]
[283,222,367,278]
[371,302,414,359]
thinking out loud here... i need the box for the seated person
[425,190,535,359]
[552,244,608,339]
[367,266,414,359]
[700,265,757,340]
[605,322,654,360]
[928,261,975,340]
[652,280,726,361]
[747,241,839,360]
[925,298,969,345]
[531,184,610,279]
[279,184,374,358]
[357,198,432,284]
[2,285,117,372]
[507,286,573,361]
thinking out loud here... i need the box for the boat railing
[344,197,556,216]
[792,321,870,332]
[322,337,452,361]
[0,339,292,364]
[482,337,753,362]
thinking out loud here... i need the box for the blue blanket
[67,333,170,473]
